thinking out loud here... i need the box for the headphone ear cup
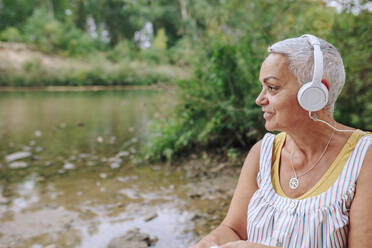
[297,82,329,111]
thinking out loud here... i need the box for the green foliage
[153,28,168,50]
[328,10,372,131]
[144,40,264,161]
[0,0,36,30]
[168,37,198,66]
[0,27,23,42]
[23,8,104,55]
[140,47,169,64]
[106,40,137,63]
[144,0,372,161]
[22,56,43,72]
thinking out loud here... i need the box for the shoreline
[0,83,177,92]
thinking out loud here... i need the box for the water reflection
[80,206,195,248]
[12,173,39,212]
[0,89,198,247]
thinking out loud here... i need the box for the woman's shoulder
[361,130,372,137]
[242,139,263,175]
[243,133,278,173]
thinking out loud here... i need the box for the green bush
[168,37,198,66]
[144,41,265,161]
[328,11,372,131]
[23,8,104,56]
[0,27,23,42]
[22,56,43,72]
[106,40,137,63]
[140,46,169,64]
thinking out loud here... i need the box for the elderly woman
[190,34,372,248]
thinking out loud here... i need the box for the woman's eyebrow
[263,76,280,84]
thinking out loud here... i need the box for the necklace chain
[289,129,335,189]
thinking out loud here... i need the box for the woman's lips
[263,112,274,119]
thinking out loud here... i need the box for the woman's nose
[255,90,269,106]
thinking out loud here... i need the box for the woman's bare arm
[189,140,262,248]
[348,146,372,247]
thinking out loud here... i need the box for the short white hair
[268,36,345,113]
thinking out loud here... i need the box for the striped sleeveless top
[246,131,372,247]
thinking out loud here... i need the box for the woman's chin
[264,122,278,132]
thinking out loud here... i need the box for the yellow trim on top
[271,130,366,200]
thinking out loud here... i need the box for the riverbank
[0,155,242,247]
[0,42,191,87]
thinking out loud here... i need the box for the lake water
[0,88,200,248]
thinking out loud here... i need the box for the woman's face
[256,53,307,132]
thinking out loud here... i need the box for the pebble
[87,161,95,166]
[35,147,43,152]
[63,163,75,170]
[108,228,157,248]
[188,193,202,199]
[109,136,116,144]
[144,212,158,222]
[30,244,42,248]
[8,161,29,169]
[151,165,162,171]
[116,176,138,183]
[110,163,120,169]
[22,146,32,152]
[34,130,42,137]
[108,157,122,163]
[5,151,31,162]
[116,151,130,157]
[210,163,226,173]
[116,202,125,208]
[79,153,90,158]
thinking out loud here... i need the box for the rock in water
[9,161,29,169]
[108,228,158,248]
[144,212,158,222]
[5,152,31,162]
[63,163,75,170]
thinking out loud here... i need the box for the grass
[0,42,191,87]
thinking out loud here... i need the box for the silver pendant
[289,177,299,189]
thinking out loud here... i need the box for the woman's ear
[321,79,330,90]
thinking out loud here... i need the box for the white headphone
[297,34,329,112]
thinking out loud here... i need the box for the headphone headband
[301,34,323,87]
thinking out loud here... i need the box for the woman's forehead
[260,54,291,82]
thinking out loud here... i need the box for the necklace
[288,129,335,190]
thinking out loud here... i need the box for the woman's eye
[268,85,278,91]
